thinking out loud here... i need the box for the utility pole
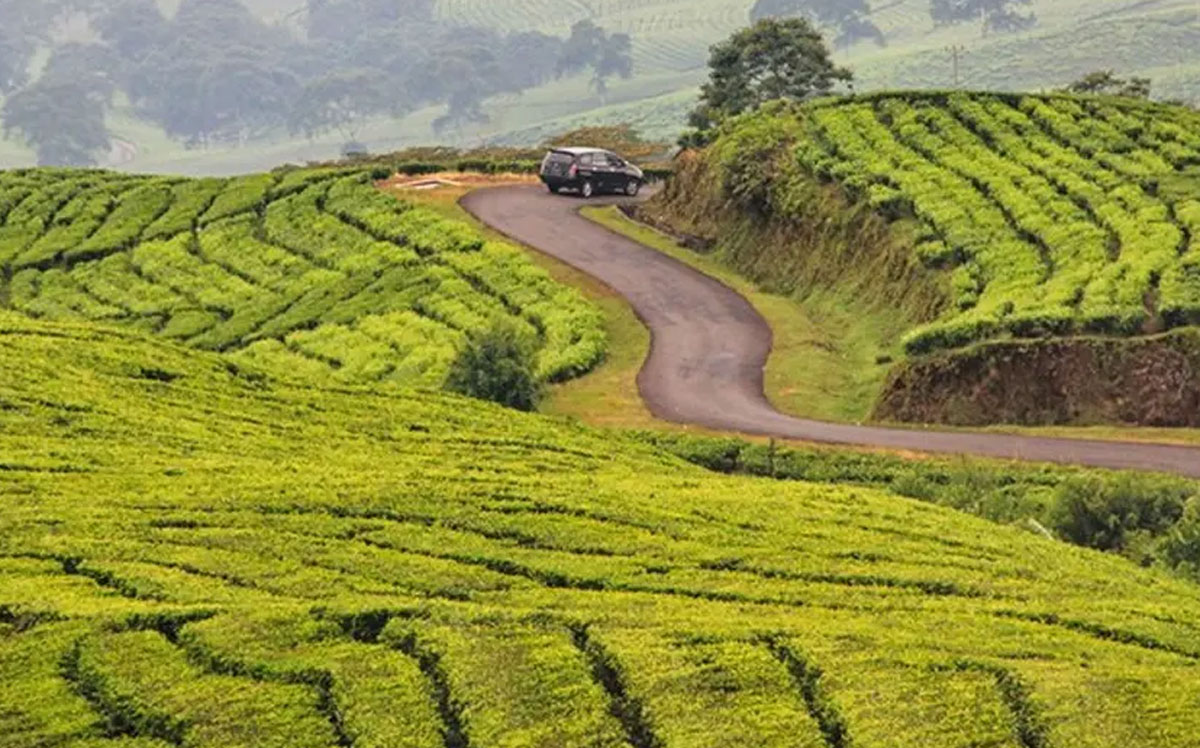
[946,44,967,89]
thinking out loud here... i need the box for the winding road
[462,185,1200,478]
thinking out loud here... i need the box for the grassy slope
[9,0,1197,175]
[5,312,1200,745]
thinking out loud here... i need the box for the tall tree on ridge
[688,17,852,133]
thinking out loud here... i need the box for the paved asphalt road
[461,184,1200,478]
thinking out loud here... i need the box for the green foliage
[1048,474,1191,553]
[690,17,852,132]
[289,68,392,142]
[0,167,605,391]
[1,43,115,166]
[5,315,1200,744]
[1157,498,1200,581]
[319,137,670,178]
[636,428,1200,577]
[446,320,543,411]
[1065,70,1152,99]
[698,91,1200,356]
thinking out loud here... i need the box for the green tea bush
[1049,474,1192,553]
[0,168,606,393]
[5,315,1200,743]
[446,319,543,411]
[1157,498,1200,580]
[634,428,1200,578]
[701,92,1200,356]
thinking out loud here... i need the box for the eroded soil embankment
[875,329,1200,427]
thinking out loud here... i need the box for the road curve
[462,184,1200,478]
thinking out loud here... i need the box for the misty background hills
[1,0,1198,176]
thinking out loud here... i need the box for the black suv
[539,147,645,198]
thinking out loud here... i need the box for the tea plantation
[0,168,604,388]
[708,92,1200,356]
[3,313,1200,746]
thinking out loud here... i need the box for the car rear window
[545,152,573,164]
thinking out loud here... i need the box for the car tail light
[568,163,578,178]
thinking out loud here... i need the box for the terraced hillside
[4,313,1200,747]
[0,168,603,389]
[801,93,1200,354]
[647,92,1200,425]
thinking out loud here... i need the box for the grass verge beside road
[581,205,894,424]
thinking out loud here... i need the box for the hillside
[0,167,603,389]
[4,0,1199,175]
[4,312,1200,746]
[641,91,1200,426]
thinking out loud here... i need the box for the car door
[598,153,624,191]
[576,152,598,186]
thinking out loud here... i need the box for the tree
[558,21,634,100]
[930,0,1035,36]
[0,27,34,94]
[498,31,564,92]
[446,321,542,412]
[0,0,66,94]
[1,0,633,159]
[689,17,852,132]
[1049,474,1188,553]
[1065,70,1152,100]
[93,0,168,62]
[591,30,634,98]
[339,25,433,109]
[750,0,886,50]
[2,44,116,166]
[289,68,389,143]
[111,0,299,146]
[1156,498,1200,581]
[428,40,499,135]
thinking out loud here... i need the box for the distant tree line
[0,0,635,166]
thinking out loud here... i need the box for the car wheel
[625,179,641,197]
[580,180,594,199]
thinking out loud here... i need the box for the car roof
[548,147,609,156]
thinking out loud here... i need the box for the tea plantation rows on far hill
[4,314,1200,747]
[712,92,1200,356]
[0,167,604,389]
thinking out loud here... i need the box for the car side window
[579,153,594,166]
[606,154,624,167]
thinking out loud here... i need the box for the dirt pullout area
[876,329,1200,427]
